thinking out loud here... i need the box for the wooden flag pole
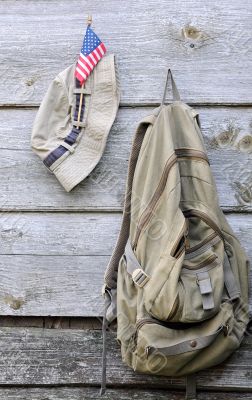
[87,15,92,25]
[77,15,92,126]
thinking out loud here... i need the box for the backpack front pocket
[143,220,224,323]
[131,302,237,377]
[141,214,188,321]
[167,227,225,323]
[177,253,224,322]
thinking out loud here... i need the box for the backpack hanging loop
[161,68,181,105]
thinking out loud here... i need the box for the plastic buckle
[132,268,150,288]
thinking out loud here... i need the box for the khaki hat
[31,54,120,192]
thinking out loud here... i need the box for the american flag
[75,25,106,85]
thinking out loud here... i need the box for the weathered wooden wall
[0,0,251,399]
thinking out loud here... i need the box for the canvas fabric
[101,69,250,397]
[31,54,120,192]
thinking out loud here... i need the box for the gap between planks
[0,316,104,329]
[0,103,252,109]
[0,208,251,214]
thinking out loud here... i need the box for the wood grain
[0,255,107,316]
[0,212,251,257]
[0,0,251,105]
[0,327,251,390]
[0,107,251,211]
[0,212,251,316]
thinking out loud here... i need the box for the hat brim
[53,137,105,192]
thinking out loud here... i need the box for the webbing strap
[186,374,197,400]
[100,291,111,396]
[43,79,86,169]
[146,326,223,358]
[196,271,214,310]
[124,239,150,287]
[73,87,91,94]
[223,251,240,300]
[161,68,181,105]
[105,288,117,323]
[103,114,156,290]
[124,239,142,274]
[71,120,86,128]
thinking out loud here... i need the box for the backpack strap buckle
[196,271,214,310]
[124,239,150,288]
[132,268,150,288]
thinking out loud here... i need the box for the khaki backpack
[101,69,250,399]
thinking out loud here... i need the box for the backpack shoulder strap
[103,113,155,292]
[161,68,181,105]
[100,113,155,395]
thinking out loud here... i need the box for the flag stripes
[75,27,106,85]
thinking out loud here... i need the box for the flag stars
[76,26,105,79]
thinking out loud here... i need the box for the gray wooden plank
[0,212,119,256]
[0,387,251,400]
[0,0,251,105]
[0,213,251,316]
[0,107,251,211]
[0,327,251,390]
[0,255,107,316]
[0,212,251,257]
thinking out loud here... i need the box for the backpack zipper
[135,318,161,331]
[132,318,162,349]
[185,232,218,255]
[168,291,180,320]
[170,219,189,258]
[133,317,170,347]
[182,253,218,270]
[171,212,222,260]
[134,310,186,336]
[175,148,210,164]
[183,209,224,241]
[134,293,181,340]
[132,153,177,249]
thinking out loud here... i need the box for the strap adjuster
[132,268,150,288]
[73,88,91,95]
[72,120,86,128]
[196,271,214,310]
